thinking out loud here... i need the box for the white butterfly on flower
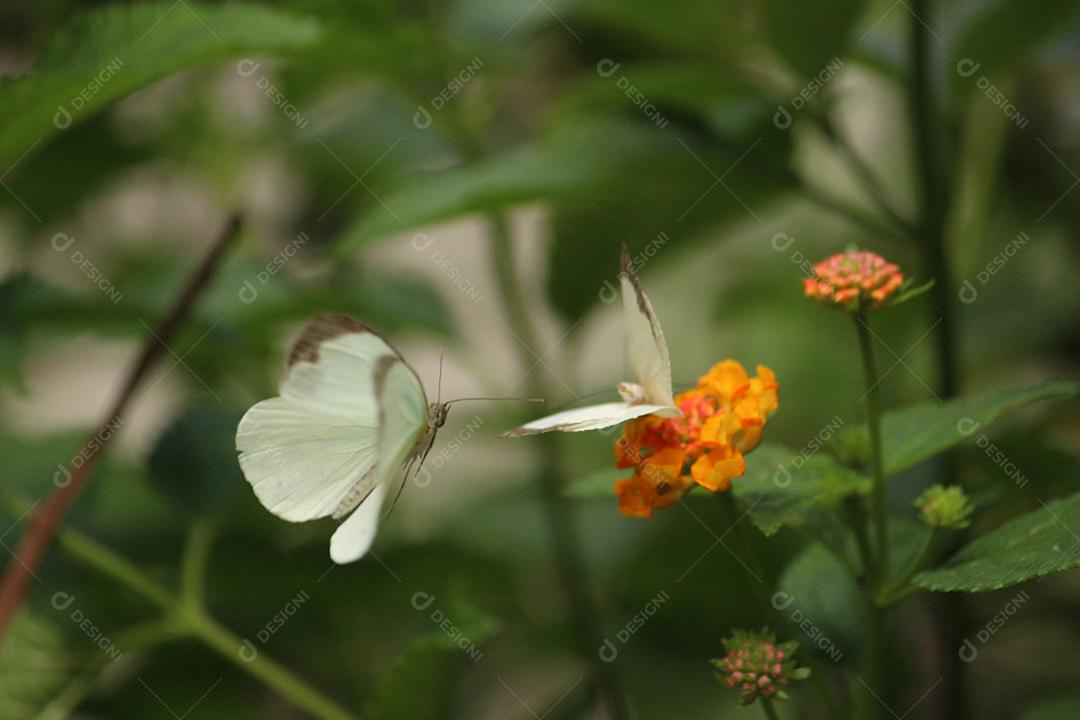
[502,245,682,437]
[236,315,457,564]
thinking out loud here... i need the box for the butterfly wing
[330,354,430,563]
[237,314,428,550]
[500,401,671,437]
[620,244,676,411]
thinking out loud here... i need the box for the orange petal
[698,359,750,402]
[691,447,746,492]
[615,477,655,519]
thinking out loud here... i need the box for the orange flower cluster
[803,250,904,310]
[614,360,778,518]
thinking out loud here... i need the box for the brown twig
[0,213,242,639]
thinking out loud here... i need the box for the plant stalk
[760,696,781,720]
[488,215,632,720]
[853,311,889,580]
[852,310,889,720]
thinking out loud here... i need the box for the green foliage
[760,0,870,78]
[915,491,1080,592]
[733,444,869,536]
[950,0,1080,92]
[361,602,497,720]
[882,379,1080,475]
[0,2,319,168]
[0,613,78,719]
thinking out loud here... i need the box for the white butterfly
[235,314,450,564]
[502,245,681,437]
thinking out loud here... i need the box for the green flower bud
[915,484,973,530]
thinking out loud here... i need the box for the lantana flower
[803,250,904,311]
[613,360,778,518]
[712,629,808,705]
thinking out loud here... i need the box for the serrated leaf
[733,444,870,536]
[0,2,319,169]
[882,379,1079,475]
[914,492,1080,592]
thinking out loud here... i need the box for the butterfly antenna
[436,347,445,406]
[444,396,544,406]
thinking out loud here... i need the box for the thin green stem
[853,311,889,582]
[2,493,359,720]
[186,610,354,720]
[852,310,889,720]
[715,494,842,720]
[879,528,937,606]
[842,497,876,582]
[858,604,885,720]
[181,518,215,611]
[909,2,969,717]
[760,696,782,720]
[489,216,632,720]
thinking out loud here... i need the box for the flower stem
[879,528,936,606]
[760,696,782,720]
[488,215,632,720]
[852,310,889,720]
[852,311,889,582]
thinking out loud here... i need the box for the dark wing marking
[287,313,377,368]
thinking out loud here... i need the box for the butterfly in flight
[236,314,521,564]
[502,244,681,437]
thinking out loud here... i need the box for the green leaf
[0,613,79,720]
[890,279,935,308]
[951,0,1080,93]
[882,379,1079,475]
[733,444,870,536]
[334,122,633,254]
[0,2,319,169]
[761,0,870,78]
[363,602,497,720]
[914,492,1080,592]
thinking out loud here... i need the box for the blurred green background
[0,0,1078,718]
